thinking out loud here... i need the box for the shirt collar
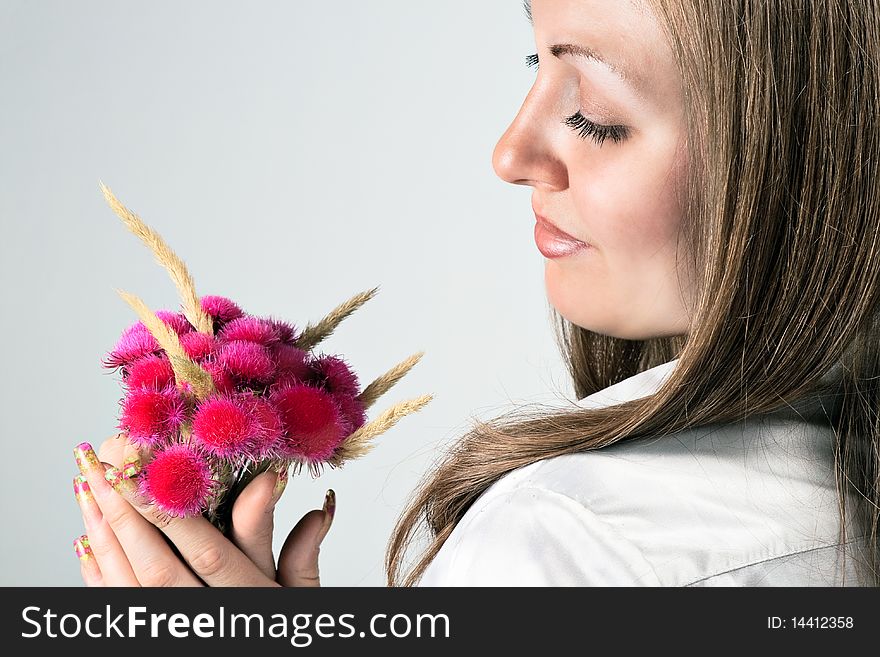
[573,356,844,424]
[574,358,679,410]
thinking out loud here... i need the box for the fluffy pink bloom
[191,394,260,458]
[139,443,215,517]
[200,295,244,325]
[179,331,216,360]
[118,385,188,447]
[270,384,347,461]
[265,317,299,345]
[201,360,236,394]
[271,344,311,381]
[307,354,360,396]
[154,310,193,335]
[124,354,175,390]
[217,340,276,384]
[219,316,281,346]
[334,392,367,436]
[102,321,161,370]
[238,393,285,458]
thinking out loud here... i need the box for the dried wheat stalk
[100,181,214,335]
[116,288,216,401]
[296,286,380,351]
[329,393,434,465]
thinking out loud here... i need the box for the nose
[491,86,567,190]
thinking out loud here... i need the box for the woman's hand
[71,434,335,587]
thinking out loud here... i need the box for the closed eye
[524,53,629,146]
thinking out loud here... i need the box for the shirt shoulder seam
[681,539,867,586]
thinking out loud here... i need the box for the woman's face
[493,0,693,340]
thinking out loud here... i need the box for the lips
[533,215,591,258]
[534,214,588,245]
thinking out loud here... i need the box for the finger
[230,466,288,579]
[98,432,149,473]
[74,534,104,587]
[111,472,278,587]
[72,462,139,586]
[101,465,205,587]
[277,489,335,588]
[76,442,201,587]
[96,432,130,469]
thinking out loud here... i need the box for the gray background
[0,0,576,585]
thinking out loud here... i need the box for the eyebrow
[547,43,633,86]
[522,0,648,104]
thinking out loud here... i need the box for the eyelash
[524,52,629,147]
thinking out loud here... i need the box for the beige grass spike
[329,393,434,466]
[116,288,216,401]
[99,180,214,335]
[296,286,380,351]
[356,351,425,411]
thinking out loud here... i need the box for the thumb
[230,467,288,579]
[277,489,335,587]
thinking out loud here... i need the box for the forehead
[530,0,682,115]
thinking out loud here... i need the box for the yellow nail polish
[74,442,100,475]
[73,474,93,503]
[271,466,289,503]
[120,454,141,479]
[104,465,136,495]
[73,535,92,560]
[322,488,336,520]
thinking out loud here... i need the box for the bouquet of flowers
[98,182,433,533]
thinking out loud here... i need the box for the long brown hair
[385,0,880,586]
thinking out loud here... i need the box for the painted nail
[73,474,93,503]
[322,489,336,521]
[73,535,92,560]
[103,465,131,494]
[271,466,289,504]
[120,454,141,479]
[315,489,335,547]
[74,442,101,475]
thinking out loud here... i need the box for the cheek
[545,130,690,338]
[571,132,685,259]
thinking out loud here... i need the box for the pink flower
[103,321,161,370]
[201,360,236,394]
[307,353,361,396]
[265,316,299,345]
[191,393,260,458]
[219,316,281,346]
[200,295,244,326]
[179,331,216,361]
[139,443,215,517]
[271,344,311,381]
[270,384,347,462]
[124,354,175,390]
[217,340,276,384]
[118,385,187,447]
[154,310,193,335]
[334,392,367,436]
[238,393,285,459]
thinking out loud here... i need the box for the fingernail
[120,454,142,479]
[74,442,100,475]
[270,466,289,504]
[322,489,336,521]
[73,475,93,503]
[73,535,93,560]
[315,489,335,547]
[104,465,136,495]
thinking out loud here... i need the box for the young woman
[71,0,880,586]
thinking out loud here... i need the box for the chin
[544,261,689,340]
[544,262,614,334]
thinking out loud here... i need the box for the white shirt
[417,358,872,586]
